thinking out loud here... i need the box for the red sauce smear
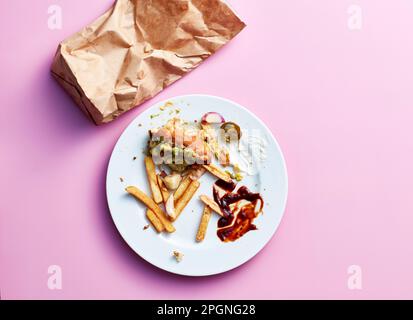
[213,180,264,242]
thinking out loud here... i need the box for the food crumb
[150,113,160,119]
[143,224,150,230]
[234,173,243,181]
[225,169,243,181]
[119,177,124,182]
[138,123,142,127]
[173,250,184,262]
[160,101,174,111]
[225,170,234,179]
[133,156,137,161]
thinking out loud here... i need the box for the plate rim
[106,94,289,276]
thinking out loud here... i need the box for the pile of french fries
[126,157,232,242]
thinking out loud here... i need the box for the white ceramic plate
[106,95,288,276]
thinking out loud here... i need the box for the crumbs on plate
[160,101,174,111]
[173,251,184,262]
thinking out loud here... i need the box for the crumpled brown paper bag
[51,0,245,125]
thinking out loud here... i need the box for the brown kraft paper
[51,0,246,125]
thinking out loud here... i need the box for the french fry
[144,156,163,204]
[157,175,170,204]
[165,193,176,220]
[126,186,175,233]
[172,180,200,221]
[196,205,212,242]
[173,176,192,202]
[199,195,224,217]
[146,209,164,233]
[202,164,232,183]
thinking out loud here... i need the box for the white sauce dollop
[230,131,268,176]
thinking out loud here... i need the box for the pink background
[1,0,413,299]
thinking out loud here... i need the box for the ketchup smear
[213,179,264,242]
